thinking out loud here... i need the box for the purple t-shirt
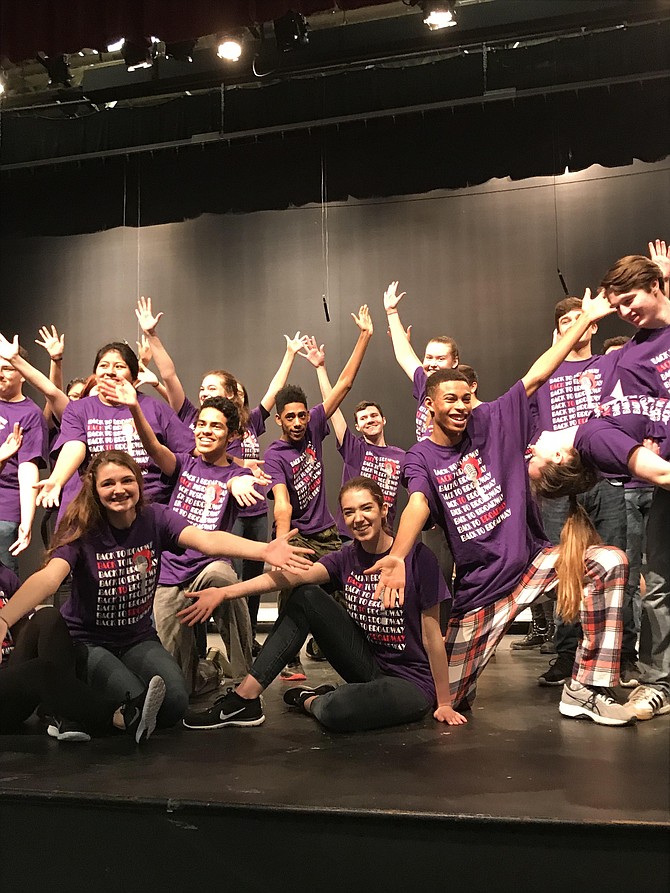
[412,367,432,441]
[55,393,195,507]
[403,381,549,617]
[0,397,48,523]
[574,396,670,477]
[178,396,198,429]
[318,540,449,703]
[158,453,249,586]
[263,403,335,535]
[336,428,405,536]
[226,405,269,519]
[601,326,670,401]
[55,503,189,648]
[529,355,615,436]
[0,562,20,664]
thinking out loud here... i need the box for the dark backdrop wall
[1,157,668,574]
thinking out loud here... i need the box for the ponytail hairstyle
[45,450,145,561]
[531,448,599,499]
[202,370,249,431]
[338,476,392,535]
[554,496,602,623]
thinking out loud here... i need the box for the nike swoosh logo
[219,707,246,721]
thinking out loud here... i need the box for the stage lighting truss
[36,52,73,87]
[273,11,309,52]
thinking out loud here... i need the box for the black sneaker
[46,718,91,743]
[538,654,575,687]
[510,627,547,650]
[182,688,265,730]
[305,638,327,662]
[280,659,307,681]
[121,676,166,744]
[619,658,641,689]
[283,684,336,710]
[251,638,262,658]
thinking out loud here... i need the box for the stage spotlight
[274,11,309,52]
[0,79,4,96]
[36,52,73,87]
[421,1,458,31]
[217,40,242,61]
[165,40,196,62]
[107,38,125,52]
[121,39,153,71]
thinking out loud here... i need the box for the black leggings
[251,584,432,732]
[0,609,115,735]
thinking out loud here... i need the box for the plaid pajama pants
[446,545,628,708]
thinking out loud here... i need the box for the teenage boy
[597,246,670,719]
[368,289,637,727]
[264,306,374,680]
[0,337,48,572]
[305,340,405,538]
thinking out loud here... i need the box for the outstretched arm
[421,606,467,725]
[321,305,373,420]
[35,325,65,425]
[259,332,309,412]
[97,378,177,477]
[301,339,347,446]
[384,281,422,380]
[14,461,39,556]
[628,444,670,490]
[271,483,293,539]
[0,558,71,657]
[522,288,615,397]
[0,332,70,421]
[35,439,87,508]
[135,296,187,413]
[177,525,313,573]
[649,239,669,298]
[177,563,330,625]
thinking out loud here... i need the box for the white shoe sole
[182,715,265,730]
[135,676,166,743]
[47,724,91,742]
[559,702,636,726]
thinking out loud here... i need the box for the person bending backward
[0,449,312,729]
[178,477,467,732]
[523,297,628,678]
[35,341,194,518]
[369,288,638,727]
[262,306,374,681]
[383,280,460,602]
[98,375,264,688]
[135,296,309,648]
[304,337,405,539]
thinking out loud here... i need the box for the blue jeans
[541,479,628,657]
[231,513,268,633]
[638,487,670,694]
[251,584,432,732]
[0,520,19,574]
[74,638,189,727]
[624,487,654,636]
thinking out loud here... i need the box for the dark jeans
[231,513,268,633]
[251,584,432,732]
[624,486,653,635]
[0,608,114,735]
[638,487,670,694]
[541,479,628,658]
[0,520,19,575]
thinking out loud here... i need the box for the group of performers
[0,238,669,743]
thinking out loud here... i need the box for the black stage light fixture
[273,11,309,52]
[36,52,73,86]
[165,40,196,62]
[420,0,458,31]
[121,39,153,71]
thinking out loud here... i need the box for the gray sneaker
[626,685,670,721]
[559,681,637,726]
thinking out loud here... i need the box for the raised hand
[582,287,615,323]
[136,361,159,389]
[136,335,153,366]
[35,325,64,361]
[0,424,22,463]
[383,281,406,313]
[135,296,163,336]
[352,303,373,336]
[284,331,309,355]
[364,553,406,608]
[299,336,326,368]
[648,239,670,280]
[35,479,62,508]
[97,377,138,407]
[265,529,314,573]
[0,332,20,363]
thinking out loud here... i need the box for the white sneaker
[559,681,637,726]
[626,685,670,721]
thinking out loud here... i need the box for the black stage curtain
[2,79,668,239]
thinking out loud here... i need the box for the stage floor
[1,638,668,827]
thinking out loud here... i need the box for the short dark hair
[600,255,665,295]
[425,369,470,398]
[602,335,630,353]
[276,385,308,415]
[93,342,139,381]
[354,400,384,420]
[457,364,478,387]
[554,297,583,329]
[199,396,241,436]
